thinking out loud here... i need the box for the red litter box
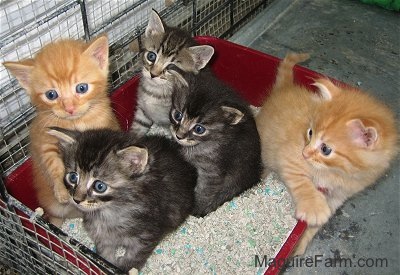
[2,36,318,274]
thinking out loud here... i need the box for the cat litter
[3,36,319,274]
[61,172,296,274]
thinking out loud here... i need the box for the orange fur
[256,53,398,255]
[3,35,120,226]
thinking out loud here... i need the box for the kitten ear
[221,106,244,125]
[312,78,339,101]
[346,119,378,149]
[83,35,109,71]
[145,9,165,37]
[188,45,214,71]
[117,146,148,174]
[47,127,78,148]
[3,60,35,94]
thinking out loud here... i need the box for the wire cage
[0,0,275,274]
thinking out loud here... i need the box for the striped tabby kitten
[3,36,120,226]
[130,9,214,137]
[170,72,263,217]
[48,127,197,272]
[256,53,398,255]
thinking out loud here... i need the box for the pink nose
[302,148,311,159]
[65,107,75,115]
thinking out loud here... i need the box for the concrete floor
[231,0,399,274]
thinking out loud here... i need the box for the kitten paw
[128,268,139,275]
[54,186,71,204]
[295,195,331,226]
[49,216,65,227]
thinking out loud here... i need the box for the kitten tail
[274,52,310,91]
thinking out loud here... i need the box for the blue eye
[76,83,89,94]
[66,172,79,185]
[320,143,332,156]
[173,110,183,122]
[93,180,107,193]
[193,124,206,135]
[45,90,58,100]
[147,51,157,62]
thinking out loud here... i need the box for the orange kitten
[256,53,398,255]
[3,35,120,226]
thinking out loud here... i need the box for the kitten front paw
[54,185,71,204]
[295,194,331,226]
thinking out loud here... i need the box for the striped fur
[49,128,196,271]
[170,72,262,217]
[130,10,214,137]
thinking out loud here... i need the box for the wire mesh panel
[1,0,275,273]
[0,0,84,176]
[0,191,122,274]
[0,0,273,176]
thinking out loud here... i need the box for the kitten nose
[66,108,75,115]
[73,197,82,204]
[176,134,184,140]
[150,72,156,78]
[72,193,85,204]
[62,99,75,114]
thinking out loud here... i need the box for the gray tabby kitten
[130,9,214,137]
[170,72,263,217]
[48,127,196,272]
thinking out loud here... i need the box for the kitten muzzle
[73,197,83,204]
[175,133,185,140]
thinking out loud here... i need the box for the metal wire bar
[0,1,79,48]
[78,0,91,41]
[0,2,274,273]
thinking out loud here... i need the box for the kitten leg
[53,181,71,203]
[130,106,153,137]
[192,177,223,217]
[282,170,331,226]
[48,216,65,227]
[40,142,71,204]
[261,165,273,179]
[192,179,241,217]
[97,237,156,272]
[291,226,320,256]
[33,163,82,225]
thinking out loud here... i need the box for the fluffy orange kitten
[256,53,398,255]
[3,35,120,226]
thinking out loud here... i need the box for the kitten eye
[147,51,157,63]
[66,172,79,185]
[320,143,332,156]
[193,124,206,135]
[93,180,107,193]
[173,110,183,122]
[307,128,313,140]
[76,83,89,94]
[45,90,58,100]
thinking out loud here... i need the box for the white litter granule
[61,172,296,274]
